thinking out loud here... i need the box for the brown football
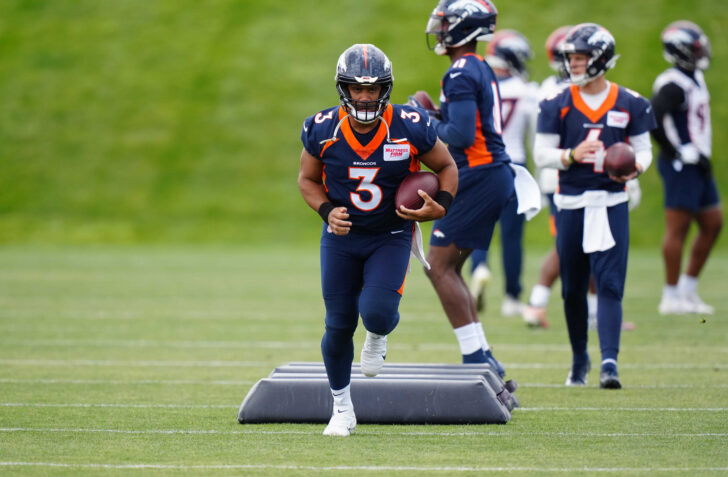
[408,90,439,113]
[395,171,439,210]
[604,142,636,177]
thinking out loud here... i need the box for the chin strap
[319,113,351,145]
[377,115,407,144]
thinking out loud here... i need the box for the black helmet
[335,44,394,123]
[661,20,711,71]
[485,29,533,78]
[561,23,618,85]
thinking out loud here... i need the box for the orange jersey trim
[321,165,329,193]
[462,52,484,61]
[465,109,493,167]
[548,213,557,237]
[560,106,570,119]
[386,139,421,172]
[338,105,393,161]
[570,83,619,124]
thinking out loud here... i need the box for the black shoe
[565,359,591,386]
[484,349,506,378]
[599,367,622,389]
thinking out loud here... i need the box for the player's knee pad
[359,287,401,335]
[321,325,356,360]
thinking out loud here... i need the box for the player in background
[535,24,656,389]
[422,0,540,376]
[652,21,722,315]
[468,30,540,318]
[525,26,642,331]
[298,44,458,436]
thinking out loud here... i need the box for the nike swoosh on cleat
[337,409,347,413]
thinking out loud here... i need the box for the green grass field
[0,0,726,247]
[1,0,726,474]
[1,246,726,475]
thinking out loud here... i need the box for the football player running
[534,24,656,389]
[298,44,457,436]
[468,29,540,318]
[422,0,540,376]
[652,21,722,316]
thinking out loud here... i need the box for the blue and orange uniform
[429,53,514,249]
[538,83,655,368]
[301,103,437,390]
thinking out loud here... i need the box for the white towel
[411,222,431,270]
[509,163,542,221]
[581,191,616,253]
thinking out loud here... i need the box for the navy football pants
[556,202,629,365]
[319,225,411,390]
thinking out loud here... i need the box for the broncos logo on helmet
[335,44,394,124]
[561,23,619,86]
[425,0,498,56]
[661,20,711,71]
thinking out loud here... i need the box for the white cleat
[323,405,356,437]
[360,331,387,377]
[658,296,687,315]
[522,305,549,328]
[469,264,491,298]
[681,292,714,315]
[501,295,526,317]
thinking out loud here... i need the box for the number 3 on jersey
[580,128,605,173]
[349,167,382,211]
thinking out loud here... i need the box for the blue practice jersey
[301,104,437,234]
[439,53,510,170]
[538,83,656,195]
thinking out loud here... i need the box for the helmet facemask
[337,81,393,124]
[563,50,619,86]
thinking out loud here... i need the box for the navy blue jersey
[439,53,510,170]
[538,83,656,195]
[301,104,437,234]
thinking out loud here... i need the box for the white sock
[662,284,679,300]
[587,292,598,317]
[474,321,490,351]
[678,274,698,294]
[453,323,482,355]
[331,384,351,411]
[529,284,551,308]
